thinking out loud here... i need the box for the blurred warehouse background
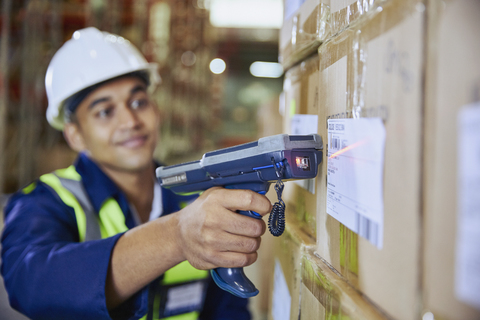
[0,1,283,318]
[0,0,284,195]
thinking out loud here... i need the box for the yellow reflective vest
[33,166,208,320]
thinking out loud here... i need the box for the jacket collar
[74,152,128,215]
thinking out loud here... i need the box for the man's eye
[131,98,149,110]
[97,107,113,119]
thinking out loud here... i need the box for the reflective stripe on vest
[37,165,208,320]
[140,311,200,320]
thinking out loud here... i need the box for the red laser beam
[329,139,368,159]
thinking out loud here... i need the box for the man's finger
[211,251,259,269]
[224,212,266,238]
[206,231,262,254]
[208,188,272,217]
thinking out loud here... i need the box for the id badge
[148,278,209,319]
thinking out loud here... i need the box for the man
[1,27,271,320]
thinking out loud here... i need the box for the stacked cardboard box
[269,0,480,319]
[423,0,480,318]
[279,0,380,70]
[268,209,388,319]
[281,55,321,238]
[280,0,425,318]
[268,213,315,320]
[315,1,424,318]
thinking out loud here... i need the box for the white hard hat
[45,27,160,130]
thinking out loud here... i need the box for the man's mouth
[118,135,149,148]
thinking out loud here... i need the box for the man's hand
[106,187,271,310]
[174,187,272,270]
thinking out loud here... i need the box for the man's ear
[63,122,86,153]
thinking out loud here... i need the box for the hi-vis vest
[26,166,209,320]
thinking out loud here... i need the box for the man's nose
[118,104,141,129]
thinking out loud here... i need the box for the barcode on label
[332,138,340,150]
[356,213,379,247]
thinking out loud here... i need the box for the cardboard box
[267,212,316,320]
[276,1,480,319]
[266,218,388,320]
[245,187,280,320]
[313,0,425,318]
[329,0,377,37]
[279,0,379,69]
[300,247,389,320]
[422,0,480,318]
[281,55,321,239]
[280,0,329,70]
[257,97,284,138]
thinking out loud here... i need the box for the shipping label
[326,118,386,249]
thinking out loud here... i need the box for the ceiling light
[210,0,283,29]
[250,61,283,78]
[210,58,226,74]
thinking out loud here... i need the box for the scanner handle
[211,187,269,298]
[210,209,263,298]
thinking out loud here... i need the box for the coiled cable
[268,158,286,237]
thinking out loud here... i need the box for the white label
[272,260,291,320]
[291,114,318,135]
[165,282,204,314]
[326,118,386,249]
[455,102,480,310]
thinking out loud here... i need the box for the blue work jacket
[1,152,250,320]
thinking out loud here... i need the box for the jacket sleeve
[1,183,148,320]
[161,187,198,215]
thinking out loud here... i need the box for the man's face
[64,76,160,173]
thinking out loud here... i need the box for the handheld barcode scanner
[156,134,323,298]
